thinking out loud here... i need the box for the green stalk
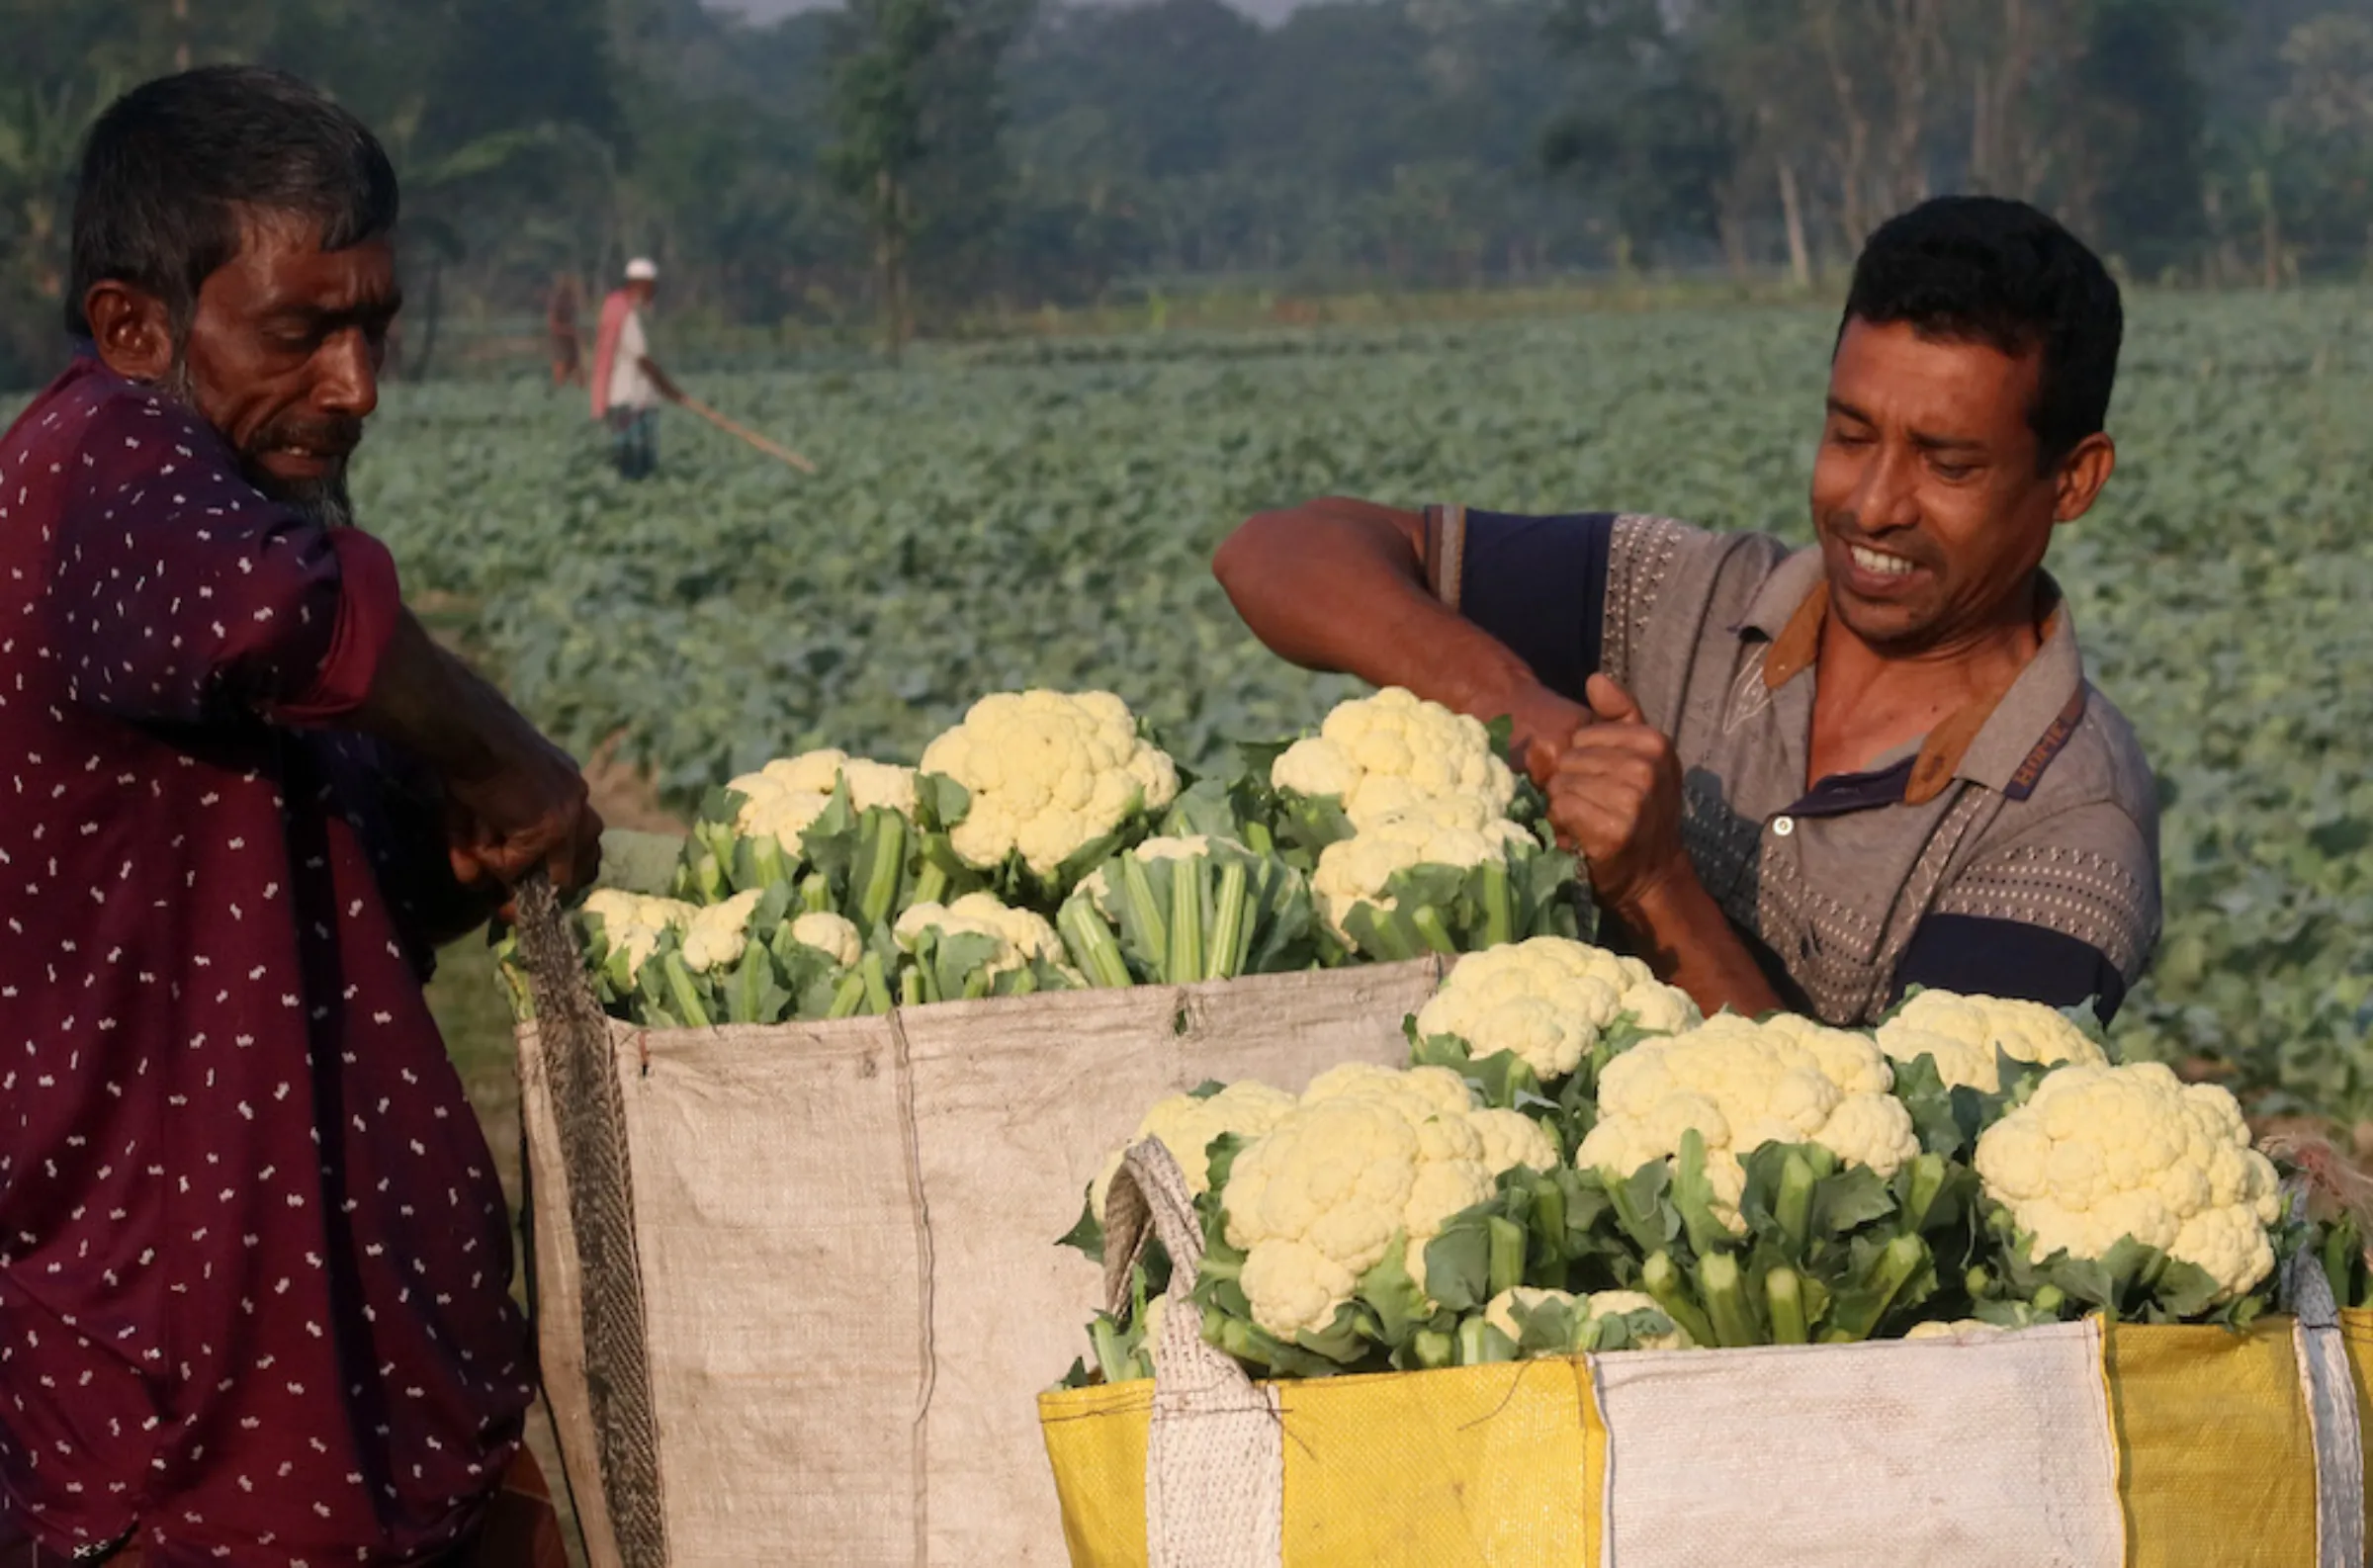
[661,954,712,1029]
[1205,860,1250,981]
[1698,1252,1762,1348]
[1486,1215,1529,1299]
[1411,1328,1455,1370]
[1674,1129,1730,1260]
[860,950,894,1014]
[825,971,870,1019]
[1966,1265,1995,1301]
[901,967,928,1008]
[798,871,835,915]
[1818,1234,1929,1343]
[1118,854,1169,967]
[1060,899,1135,990]
[1091,1316,1145,1384]
[1776,1151,1816,1259]
[1478,858,1515,949]
[1409,905,1459,956]
[1899,1152,1948,1234]
[962,966,994,1002]
[1527,1174,1569,1272]
[748,832,789,891]
[1241,820,1276,857]
[2031,1284,2066,1318]
[1456,1316,1512,1366]
[1168,857,1204,986]
[910,860,949,910]
[855,814,909,930]
[1766,1266,1809,1345]
[1641,1251,1717,1350]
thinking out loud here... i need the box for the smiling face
[166,212,399,524]
[1811,317,2113,654]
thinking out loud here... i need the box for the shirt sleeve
[43,390,401,727]
[1891,915,2130,1023]
[1907,799,2161,1022]
[1424,505,1618,704]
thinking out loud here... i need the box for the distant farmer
[590,255,681,479]
[545,270,582,391]
[0,67,596,1564]
[1218,196,2156,1026]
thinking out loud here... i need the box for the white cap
[625,257,659,281]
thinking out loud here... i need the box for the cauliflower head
[1467,1107,1559,1176]
[1579,1289,1695,1350]
[1090,1080,1298,1219]
[1272,687,1518,828]
[1223,1067,1495,1338]
[1310,800,1532,941]
[581,890,695,973]
[1416,936,1700,1079]
[680,889,764,973]
[893,892,1068,976]
[1877,989,2109,1093]
[920,690,1180,875]
[1902,1319,2000,1341]
[728,749,919,844]
[1973,1062,2283,1303]
[788,911,863,968]
[1574,1012,1919,1229]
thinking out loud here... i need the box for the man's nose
[1853,445,1921,531]
[314,326,380,421]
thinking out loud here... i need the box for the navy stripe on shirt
[1891,914,2129,1024]
[1451,510,1620,703]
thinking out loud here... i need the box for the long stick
[673,392,817,475]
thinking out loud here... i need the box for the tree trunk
[172,0,192,70]
[1779,160,1812,289]
[412,259,442,381]
[1810,0,1875,251]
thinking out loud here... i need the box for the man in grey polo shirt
[1214,196,2156,1026]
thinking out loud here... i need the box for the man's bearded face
[168,212,397,530]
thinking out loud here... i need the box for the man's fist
[444,730,604,898]
[1545,674,1693,915]
[1503,681,1593,791]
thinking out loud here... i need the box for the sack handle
[1099,1139,1265,1404]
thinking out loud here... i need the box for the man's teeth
[1849,544,1916,578]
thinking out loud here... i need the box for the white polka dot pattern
[0,360,531,1560]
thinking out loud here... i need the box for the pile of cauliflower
[1067,968,2312,1387]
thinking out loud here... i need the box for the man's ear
[2052,432,2116,525]
[82,282,176,385]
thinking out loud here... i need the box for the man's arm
[354,610,602,896]
[1547,675,1784,1019]
[1212,497,1587,785]
[638,355,685,404]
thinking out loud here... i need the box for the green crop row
[343,292,2368,1124]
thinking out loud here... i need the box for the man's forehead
[1827,318,2040,431]
[215,209,397,308]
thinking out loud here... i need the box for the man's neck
[1806,578,2045,782]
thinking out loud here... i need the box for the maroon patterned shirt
[0,360,531,1563]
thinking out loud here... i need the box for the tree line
[1,0,2367,381]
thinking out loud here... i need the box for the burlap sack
[512,876,1446,1567]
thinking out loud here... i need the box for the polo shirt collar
[1741,546,2089,806]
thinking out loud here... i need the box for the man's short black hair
[1842,196,2122,467]
[67,66,398,338]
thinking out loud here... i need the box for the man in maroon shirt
[0,68,599,1564]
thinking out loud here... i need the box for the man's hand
[1499,680,1593,791]
[441,724,604,898]
[1545,675,1691,915]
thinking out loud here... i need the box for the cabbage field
[350,292,2367,1124]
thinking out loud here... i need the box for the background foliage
[4,0,2373,385]
[313,289,2373,1123]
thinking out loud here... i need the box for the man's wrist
[1606,854,1711,940]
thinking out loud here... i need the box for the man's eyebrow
[1825,397,1986,452]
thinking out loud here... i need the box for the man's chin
[249,464,355,530]
[1827,589,1941,653]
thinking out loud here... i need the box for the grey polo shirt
[1424,506,2161,1024]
